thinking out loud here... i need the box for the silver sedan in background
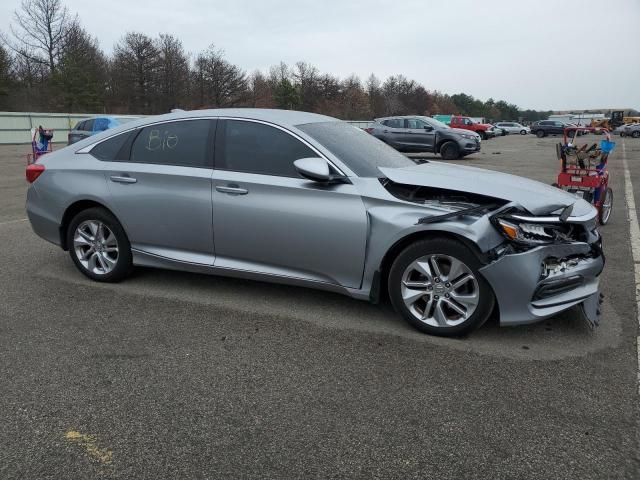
[26,109,603,336]
[494,122,531,135]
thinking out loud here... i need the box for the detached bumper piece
[480,242,604,326]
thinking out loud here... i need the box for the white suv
[494,122,530,135]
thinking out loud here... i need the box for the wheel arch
[374,229,489,303]
[435,138,456,154]
[59,199,119,250]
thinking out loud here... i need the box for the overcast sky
[1,0,638,110]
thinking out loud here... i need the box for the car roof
[374,115,428,121]
[146,108,335,128]
[69,109,340,150]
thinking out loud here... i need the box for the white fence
[0,111,140,144]
[0,111,375,144]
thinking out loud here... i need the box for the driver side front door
[211,119,368,288]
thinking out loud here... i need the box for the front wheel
[388,238,495,337]
[67,207,133,282]
[440,141,461,160]
[520,130,527,135]
[599,187,613,225]
[536,130,545,138]
[633,131,640,138]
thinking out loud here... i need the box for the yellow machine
[591,111,640,130]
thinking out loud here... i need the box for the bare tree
[155,34,189,112]
[192,45,246,108]
[0,43,13,109]
[111,32,159,114]
[6,0,74,74]
[51,22,107,111]
[246,70,275,108]
[293,61,319,111]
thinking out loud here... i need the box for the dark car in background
[68,116,127,145]
[530,120,572,138]
[366,116,481,160]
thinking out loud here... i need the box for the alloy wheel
[73,220,119,275]
[400,254,479,328]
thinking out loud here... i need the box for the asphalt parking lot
[1,134,639,479]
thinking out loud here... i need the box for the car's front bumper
[458,138,481,153]
[479,242,603,326]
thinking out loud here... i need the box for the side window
[219,120,316,177]
[84,119,95,132]
[73,121,84,130]
[130,119,212,167]
[464,118,473,125]
[386,118,405,129]
[406,119,420,129]
[90,131,136,161]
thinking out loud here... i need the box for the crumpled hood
[379,162,595,216]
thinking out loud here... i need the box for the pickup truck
[447,116,495,140]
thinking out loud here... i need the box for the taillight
[26,163,45,183]
[364,127,374,134]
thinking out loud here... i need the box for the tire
[620,132,625,137]
[536,130,545,138]
[440,141,461,160]
[388,238,495,337]
[67,207,133,282]
[520,130,527,135]
[599,188,613,225]
[633,131,640,138]
[479,131,488,140]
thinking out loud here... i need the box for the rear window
[90,131,135,161]
[296,121,415,177]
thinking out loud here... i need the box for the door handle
[216,185,248,195]
[110,175,137,184]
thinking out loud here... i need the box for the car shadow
[37,255,621,361]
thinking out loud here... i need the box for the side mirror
[423,125,434,132]
[294,157,336,183]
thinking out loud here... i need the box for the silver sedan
[26,109,603,336]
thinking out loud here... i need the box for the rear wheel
[479,131,488,140]
[633,130,640,138]
[67,207,132,282]
[388,238,494,337]
[599,188,613,225]
[536,130,545,138]
[520,129,527,135]
[440,141,461,160]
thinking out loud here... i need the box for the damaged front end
[481,206,603,327]
[374,165,604,328]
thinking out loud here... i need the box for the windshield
[418,116,449,129]
[296,121,415,177]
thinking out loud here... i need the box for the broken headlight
[493,216,575,245]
